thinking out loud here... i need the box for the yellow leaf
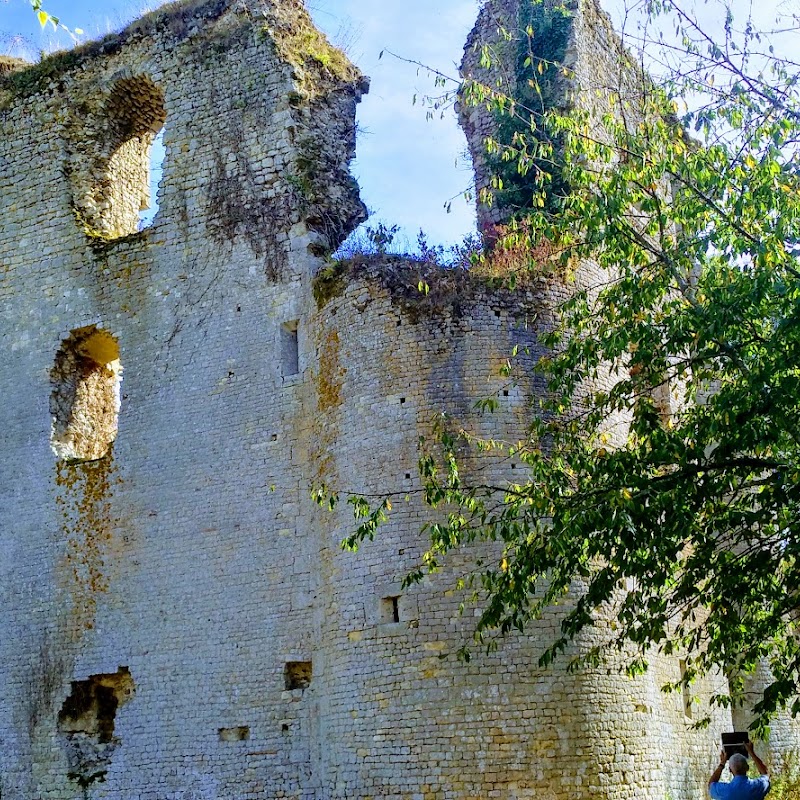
[37,10,49,27]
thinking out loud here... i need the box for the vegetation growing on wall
[476,0,575,216]
[0,0,230,104]
[263,0,360,97]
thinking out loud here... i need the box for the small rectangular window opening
[219,726,250,742]
[281,322,299,377]
[381,596,401,624]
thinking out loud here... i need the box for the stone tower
[0,1,796,799]
[459,0,647,234]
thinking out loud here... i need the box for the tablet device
[722,732,749,758]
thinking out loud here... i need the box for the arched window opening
[138,125,166,230]
[70,75,166,240]
[50,327,121,463]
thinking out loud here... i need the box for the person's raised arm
[709,750,728,789]
[746,742,768,775]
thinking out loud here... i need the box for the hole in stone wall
[218,726,250,742]
[71,74,166,240]
[284,661,312,690]
[58,667,134,743]
[58,667,134,787]
[381,596,401,624]
[281,322,299,377]
[50,327,121,463]
[138,125,166,230]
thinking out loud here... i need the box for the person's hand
[720,749,729,766]
[746,741,755,755]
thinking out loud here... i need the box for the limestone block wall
[0,0,795,799]
[305,265,732,800]
[0,1,364,798]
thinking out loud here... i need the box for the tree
[28,0,57,29]
[335,0,800,731]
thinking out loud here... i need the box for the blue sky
[0,0,480,248]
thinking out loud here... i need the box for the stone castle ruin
[0,0,797,798]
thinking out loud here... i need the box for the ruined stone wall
[0,2,364,797]
[459,0,649,234]
[460,0,800,780]
[0,1,792,799]
[306,261,732,800]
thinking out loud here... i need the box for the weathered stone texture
[1,1,797,799]
[459,0,649,233]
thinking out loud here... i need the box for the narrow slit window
[281,322,299,377]
[679,659,692,719]
[138,126,166,230]
[381,596,401,624]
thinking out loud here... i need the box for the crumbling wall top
[0,0,365,106]
[459,0,645,232]
[0,0,367,257]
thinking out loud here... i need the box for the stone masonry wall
[0,2,364,797]
[0,1,795,799]
[306,262,733,800]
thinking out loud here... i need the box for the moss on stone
[0,0,230,104]
[264,0,362,97]
[319,255,553,323]
[312,263,349,309]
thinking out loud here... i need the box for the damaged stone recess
[67,74,166,240]
[57,668,134,788]
[50,327,121,463]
